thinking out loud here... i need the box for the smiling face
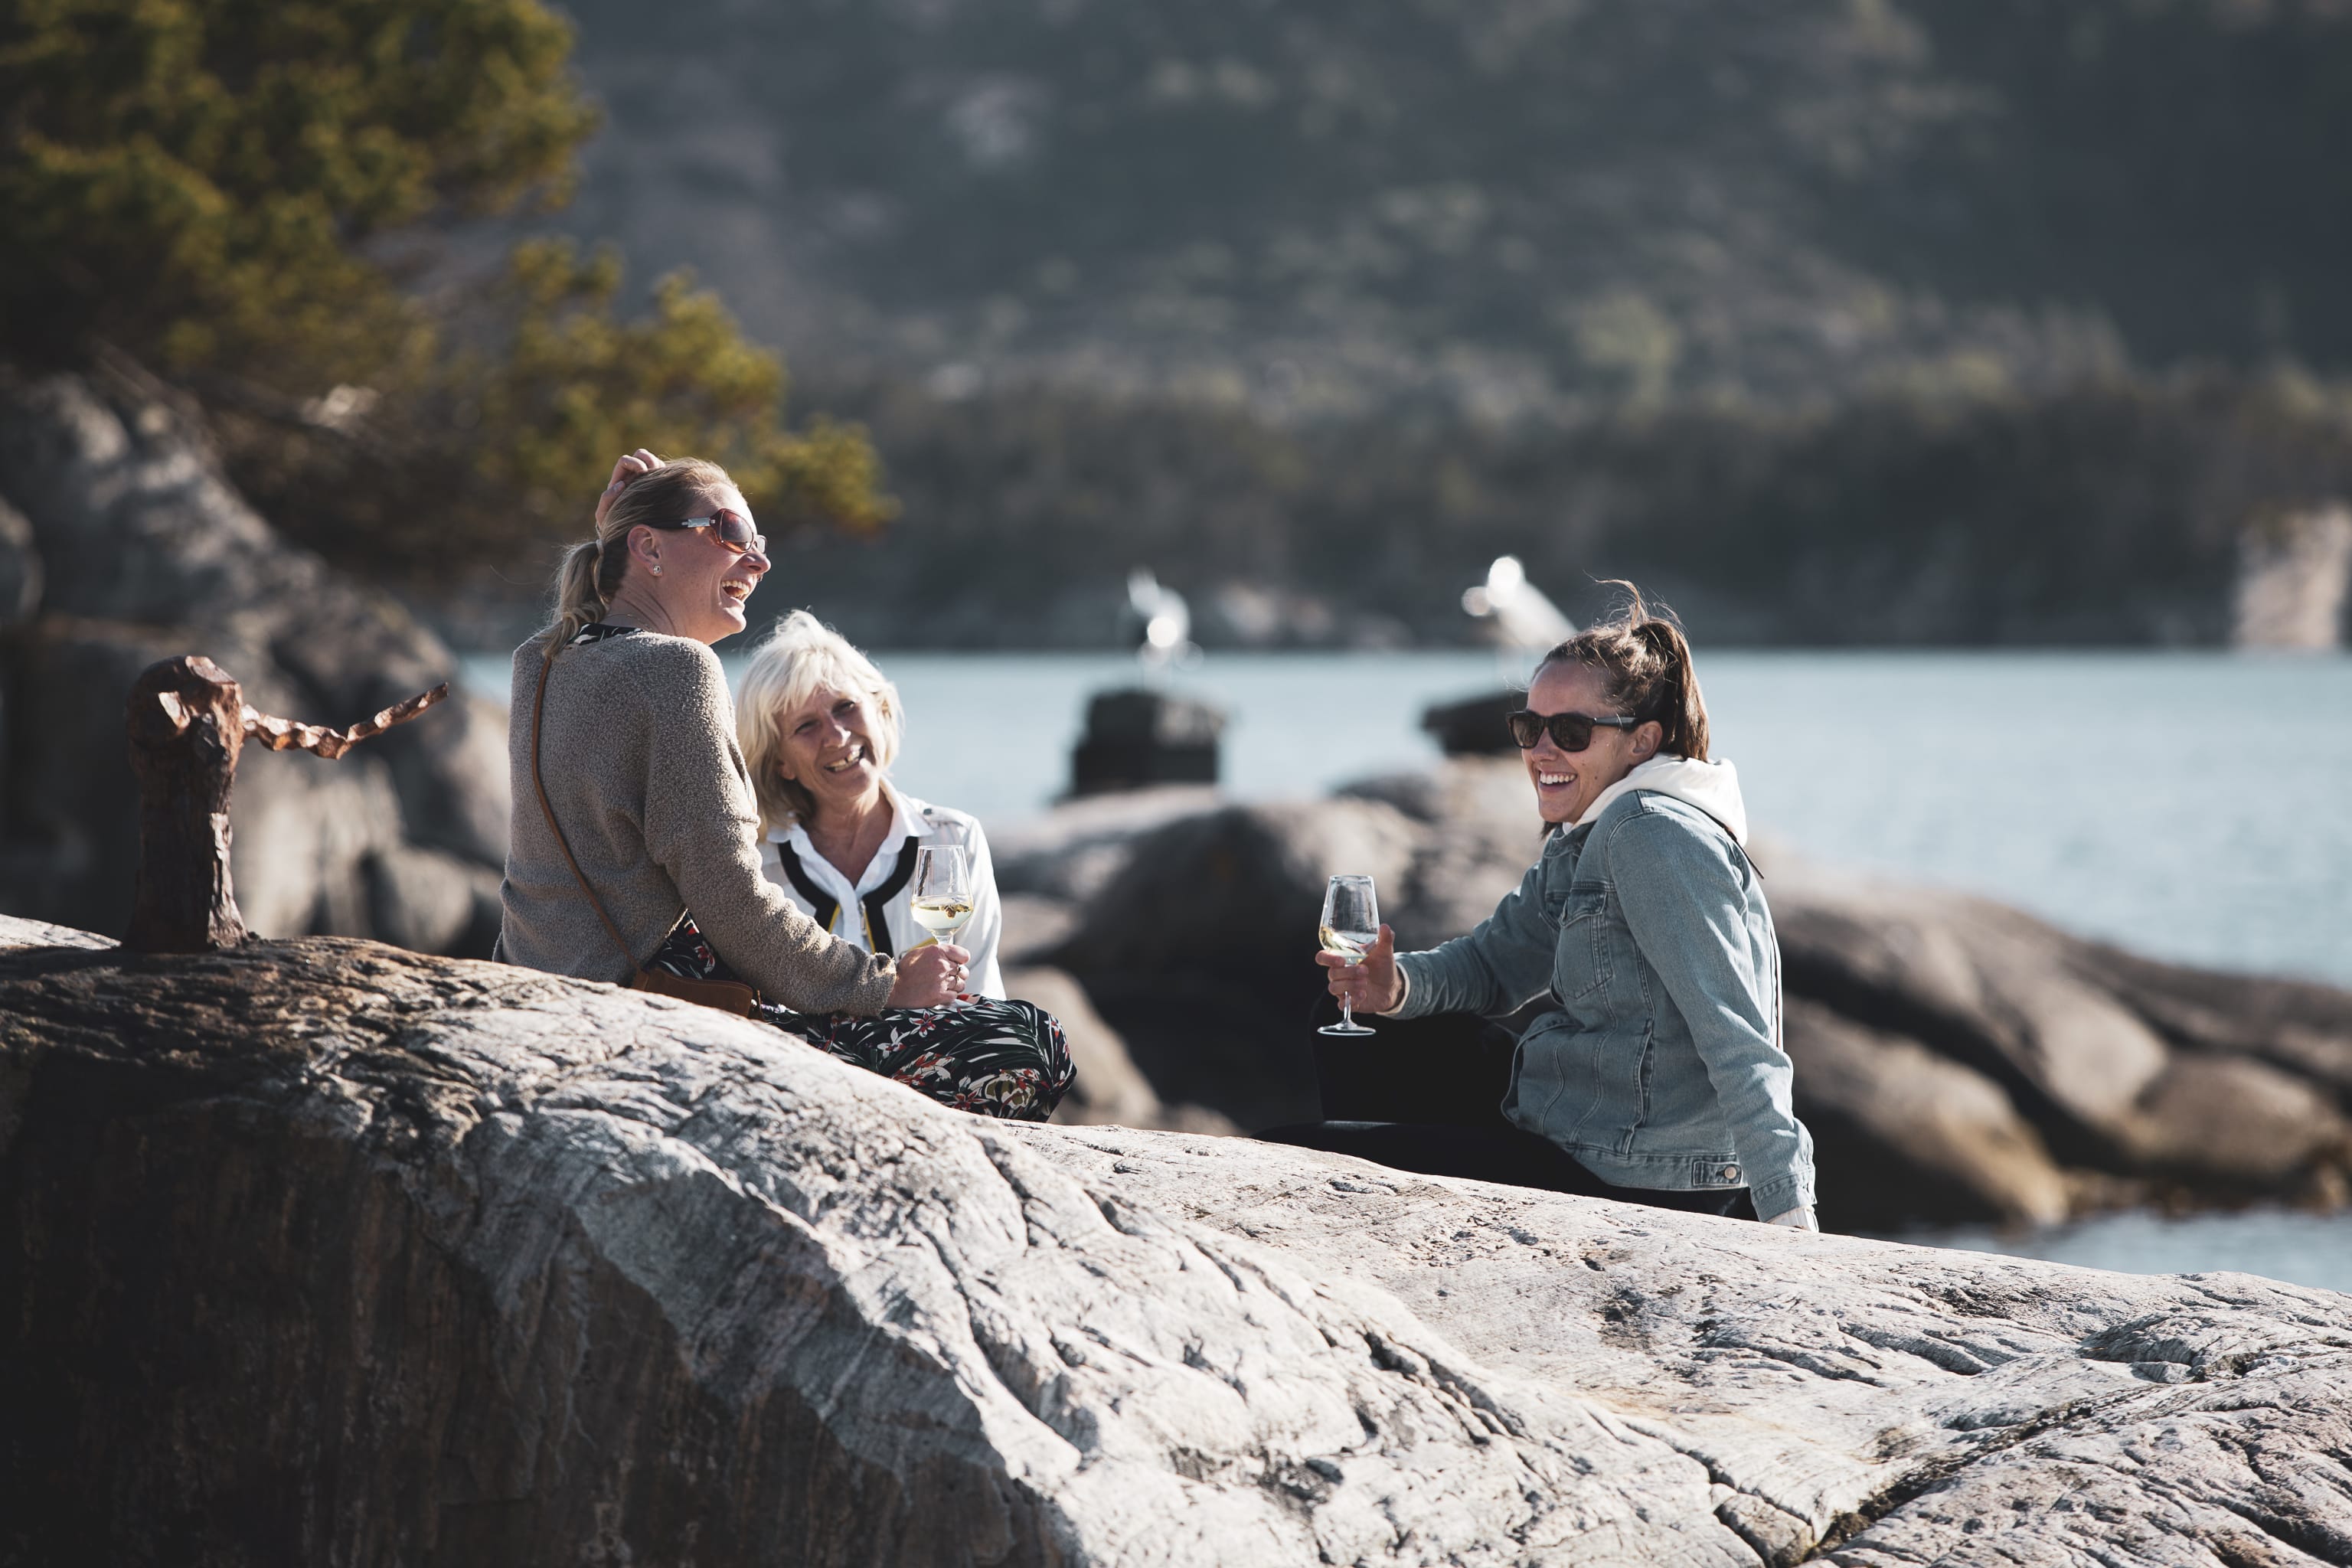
[1521,659,1659,825]
[775,681,885,822]
[634,483,766,645]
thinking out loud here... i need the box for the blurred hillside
[740,371,2352,650]
[554,0,2352,417]
[424,0,2352,648]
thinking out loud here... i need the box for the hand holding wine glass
[910,845,977,996]
[1318,923,1400,1016]
[886,941,972,1008]
[1315,874,1391,1035]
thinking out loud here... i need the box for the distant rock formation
[5,910,2348,1566]
[0,368,510,954]
[998,760,2352,1228]
[2234,501,2352,648]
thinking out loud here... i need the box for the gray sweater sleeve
[637,642,897,1015]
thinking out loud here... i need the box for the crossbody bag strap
[532,648,650,975]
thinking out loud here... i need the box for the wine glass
[1317,873,1380,1037]
[909,845,975,946]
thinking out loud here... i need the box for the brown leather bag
[531,648,762,1018]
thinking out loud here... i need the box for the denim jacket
[1391,783,1816,1218]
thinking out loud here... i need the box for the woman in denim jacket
[1280,590,1818,1228]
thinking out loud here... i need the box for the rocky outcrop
[0,368,509,954]
[1772,865,2352,1227]
[1004,760,2352,1229]
[5,911,2349,1566]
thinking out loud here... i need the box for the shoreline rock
[5,912,2348,1566]
[0,368,508,955]
[998,760,2352,1228]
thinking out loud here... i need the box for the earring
[650,564,662,576]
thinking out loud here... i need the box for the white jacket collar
[1572,753,1749,845]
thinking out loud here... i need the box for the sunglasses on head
[1505,708,1641,752]
[648,508,768,558]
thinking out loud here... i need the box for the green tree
[0,0,890,572]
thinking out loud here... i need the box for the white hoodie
[1571,753,1749,845]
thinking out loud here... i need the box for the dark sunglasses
[648,508,768,558]
[1505,708,1641,752]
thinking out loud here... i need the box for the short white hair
[735,610,905,833]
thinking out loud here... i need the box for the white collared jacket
[757,784,1007,999]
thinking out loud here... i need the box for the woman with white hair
[734,610,1062,1117]
[737,611,1005,995]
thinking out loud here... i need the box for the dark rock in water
[1044,796,1424,1129]
[0,493,38,628]
[1015,759,2352,1227]
[1770,865,2352,1204]
[6,910,2350,1566]
[1052,798,1422,983]
[994,782,1223,904]
[1010,963,1240,1135]
[0,368,507,954]
[1067,686,1224,795]
[1420,688,1524,756]
[1781,996,2072,1228]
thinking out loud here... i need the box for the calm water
[835,648,2352,990]
[466,647,2352,1292]
[1890,1207,2352,1296]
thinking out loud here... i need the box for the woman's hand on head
[1317,923,1403,1014]
[594,449,663,524]
[887,942,972,1009]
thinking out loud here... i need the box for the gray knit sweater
[495,628,897,1014]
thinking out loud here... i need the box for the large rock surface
[1004,760,2352,1228]
[4,912,2348,1566]
[0,368,509,954]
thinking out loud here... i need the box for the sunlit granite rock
[6,913,2347,1565]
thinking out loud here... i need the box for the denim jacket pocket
[1553,884,1612,1000]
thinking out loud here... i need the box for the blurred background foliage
[780,368,2352,649]
[7,0,2352,641]
[0,0,891,577]
[550,0,2352,413]
[546,0,2352,646]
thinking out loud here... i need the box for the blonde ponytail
[545,540,609,656]
[540,456,740,658]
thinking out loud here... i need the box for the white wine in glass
[910,844,975,942]
[1318,873,1380,1037]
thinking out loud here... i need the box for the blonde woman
[737,612,1005,998]
[731,613,1070,1119]
[498,450,1070,1121]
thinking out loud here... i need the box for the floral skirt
[650,916,1075,1122]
